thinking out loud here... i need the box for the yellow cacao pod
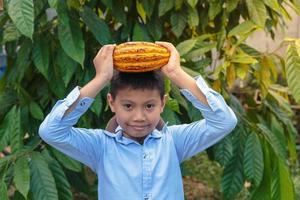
[113,42,170,72]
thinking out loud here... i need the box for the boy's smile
[107,87,167,143]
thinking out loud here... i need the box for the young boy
[39,42,237,200]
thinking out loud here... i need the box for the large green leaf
[29,101,44,120]
[33,36,50,81]
[90,93,103,117]
[80,6,113,45]
[42,149,73,200]
[271,157,295,200]
[56,48,78,87]
[251,140,272,200]
[285,44,300,104]
[13,157,30,199]
[221,125,246,200]
[6,106,22,153]
[7,0,34,39]
[257,123,285,159]
[187,6,199,27]
[246,0,267,27]
[214,135,233,166]
[0,180,9,200]
[170,11,186,38]
[57,0,85,66]
[50,147,82,172]
[30,152,58,200]
[228,21,257,37]
[158,0,173,16]
[221,154,244,200]
[243,133,263,188]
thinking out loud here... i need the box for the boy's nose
[133,110,146,121]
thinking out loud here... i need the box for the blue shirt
[39,76,237,200]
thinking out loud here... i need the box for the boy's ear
[160,94,168,113]
[107,93,116,113]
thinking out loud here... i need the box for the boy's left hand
[155,41,183,79]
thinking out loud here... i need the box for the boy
[39,42,237,200]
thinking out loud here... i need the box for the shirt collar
[106,124,167,145]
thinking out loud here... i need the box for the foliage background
[0,0,300,199]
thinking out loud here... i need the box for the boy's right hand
[93,44,116,82]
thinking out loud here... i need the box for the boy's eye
[123,104,132,110]
[145,104,155,110]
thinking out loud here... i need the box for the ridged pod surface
[113,42,170,72]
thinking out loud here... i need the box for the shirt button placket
[142,149,152,200]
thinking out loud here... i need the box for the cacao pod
[113,42,170,72]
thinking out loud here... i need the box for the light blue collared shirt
[39,76,237,200]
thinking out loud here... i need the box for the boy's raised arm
[155,42,209,105]
[156,42,237,162]
[38,45,115,171]
[64,44,116,116]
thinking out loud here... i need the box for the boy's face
[107,87,167,142]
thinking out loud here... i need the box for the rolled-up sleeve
[169,76,237,163]
[39,86,103,172]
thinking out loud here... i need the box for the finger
[155,41,175,51]
[101,44,116,55]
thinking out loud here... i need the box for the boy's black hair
[109,70,165,100]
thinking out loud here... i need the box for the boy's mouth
[128,124,149,130]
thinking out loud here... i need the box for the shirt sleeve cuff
[56,86,95,120]
[180,75,222,112]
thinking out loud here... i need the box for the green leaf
[48,0,58,8]
[80,6,113,45]
[214,135,233,166]
[132,23,151,41]
[56,48,78,87]
[50,147,82,172]
[57,0,85,66]
[185,42,217,60]
[141,0,155,17]
[187,0,198,8]
[30,152,58,200]
[136,1,147,23]
[176,34,211,55]
[0,180,8,200]
[8,39,32,83]
[257,123,285,159]
[167,98,181,114]
[230,51,258,64]
[187,7,199,27]
[251,140,272,200]
[158,0,173,16]
[90,93,103,117]
[208,1,222,20]
[29,101,44,120]
[42,149,73,200]
[228,21,257,37]
[170,11,186,38]
[112,2,127,25]
[285,44,300,104]
[227,0,240,12]
[221,154,244,200]
[243,133,263,187]
[6,106,22,153]
[7,0,34,39]
[271,157,295,199]
[246,0,267,27]
[2,23,21,43]
[33,36,50,81]
[13,157,30,199]
[161,106,179,125]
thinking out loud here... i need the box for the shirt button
[143,153,147,159]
